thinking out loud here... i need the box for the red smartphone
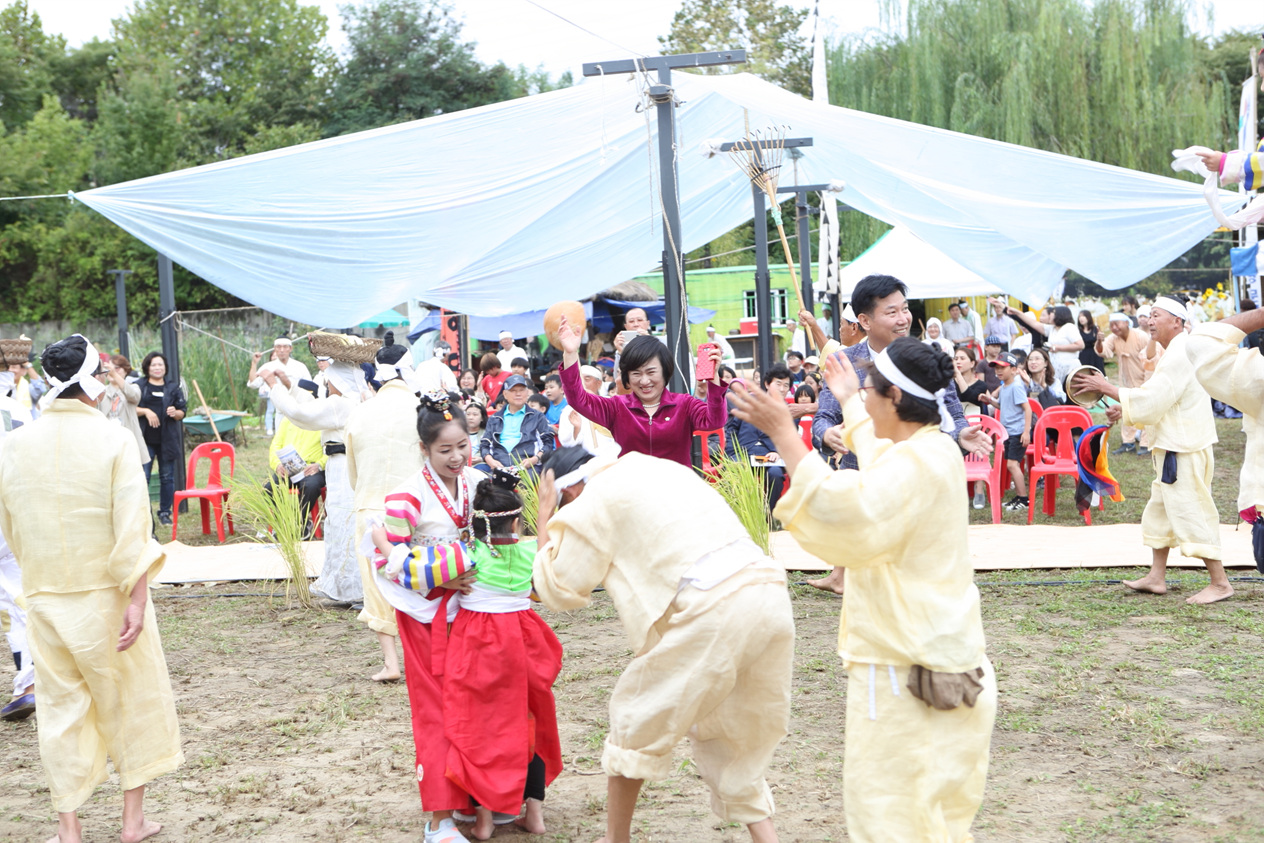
[695,342,718,381]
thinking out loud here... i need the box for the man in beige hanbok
[1187,307,1264,556]
[0,335,181,843]
[344,341,424,682]
[262,361,367,604]
[534,448,794,843]
[1075,296,1227,604]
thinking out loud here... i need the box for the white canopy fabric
[835,226,1001,302]
[73,72,1246,326]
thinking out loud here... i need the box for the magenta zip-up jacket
[559,361,729,466]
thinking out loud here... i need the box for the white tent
[835,226,1002,303]
[73,72,1247,326]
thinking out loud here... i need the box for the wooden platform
[770,523,1258,572]
[154,523,1257,585]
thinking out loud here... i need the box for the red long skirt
[397,609,474,812]
[443,608,564,815]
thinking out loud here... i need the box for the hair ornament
[419,390,455,420]
[490,466,522,492]
[472,505,523,556]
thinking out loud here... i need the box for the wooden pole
[216,329,240,409]
[192,379,221,441]
[772,218,807,315]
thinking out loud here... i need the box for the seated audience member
[803,355,819,376]
[542,373,567,425]
[953,347,989,417]
[785,350,807,384]
[480,374,555,476]
[794,383,817,404]
[527,392,551,416]
[510,357,531,379]
[458,368,479,398]
[923,317,955,356]
[977,336,1005,390]
[725,364,792,508]
[479,352,511,406]
[465,402,488,467]
[1022,347,1065,409]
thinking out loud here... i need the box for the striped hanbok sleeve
[383,491,422,543]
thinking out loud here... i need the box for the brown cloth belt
[907,665,986,711]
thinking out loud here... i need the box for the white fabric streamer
[44,335,105,403]
[1170,146,1264,231]
[871,349,953,434]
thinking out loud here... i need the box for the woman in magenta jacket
[555,316,726,466]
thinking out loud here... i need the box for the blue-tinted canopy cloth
[405,298,715,342]
[72,73,1247,326]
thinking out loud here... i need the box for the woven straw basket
[307,331,382,364]
[0,337,33,367]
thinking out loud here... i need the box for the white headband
[375,350,418,390]
[1152,296,1189,323]
[552,455,615,502]
[841,304,859,324]
[871,349,954,434]
[325,360,367,397]
[45,335,105,403]
[1108,312,1129,323]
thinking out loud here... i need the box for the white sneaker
[424,818,469,843]
[453,810,518,825]
[972,492,986,510]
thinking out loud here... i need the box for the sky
[22,0,1264,81]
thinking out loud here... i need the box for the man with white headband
[1073,295,1228,604]
[342,333,426,683]
[1095,311,1150,454]
[414,337,459,395]
[262,344,367,609]
[1186,305,1264,573]
[533,446,794,843]
[728,336,994,842]
[0,334,182,843]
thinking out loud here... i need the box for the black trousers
[264,470,326,521]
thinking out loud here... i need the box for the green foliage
[227,470,314,609]
[327,0,571,136]
[659,0,811,96]
[710,446,773,555]
[0,1,61,129]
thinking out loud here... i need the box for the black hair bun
[40,335,89,381]
[376,330,409,365]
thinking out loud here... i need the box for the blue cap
[502,374,532,391]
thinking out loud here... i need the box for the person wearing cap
[1096,312,1150,454]
[342,333,428,682]
[533,446,794,843]
[803,355,820,376]
[1186,305,1264,573]
[1072,295,1228,605]
[976,336,1006,391]
[727,338,995,843]
[0,334,182,843]
[558,365,621,458]
[991,351,1032,511]
[704,325,735,362]
[480,374,555,477]
[262,346,368,608]
[495,331,528,372]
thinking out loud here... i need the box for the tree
[327,0,571,136]
[659,0,811,96]
[0,1,61,130]
[110,0,335,160]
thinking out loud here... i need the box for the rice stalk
[226,470,315,609]
[515,461,541,537]
[710,445,773,556]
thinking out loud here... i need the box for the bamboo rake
[192,379,221,441]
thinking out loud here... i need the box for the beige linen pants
[843,657,997,843]
[602,568,794,825]
[1141,448,1221,561]
[27,589,183,813]
[355,509,398,637]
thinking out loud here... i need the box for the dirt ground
[2,568,1263,843]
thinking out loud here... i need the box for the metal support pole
[655,67,689,393]
[752,187,772,378]
[109,269,132,359]
[158,254,187,509]
[795,194,814,354]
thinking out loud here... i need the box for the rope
[0,193,69,202]
[175,316,258,355]
[520,0,646,57]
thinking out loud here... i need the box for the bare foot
[472,808,493,841]
[1186,583,1233,605]
[370,668,401,682]
[515,798,546,834]
[120,819,162,843]
[806,568,845,595]
[1122,576,1167,595]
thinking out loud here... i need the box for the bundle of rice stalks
[710,446,773,556]
[516,461,542,537]
[226,471,315,608]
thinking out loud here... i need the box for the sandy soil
[2,574,1262,842]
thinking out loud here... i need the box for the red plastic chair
[798,416,814,450]
[1028,406,1092,525]
[172,442,236,541]
[695,428,728,482]
[1023,399,1044,477]
[288,485,327,539]
[963,414,1007,524]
